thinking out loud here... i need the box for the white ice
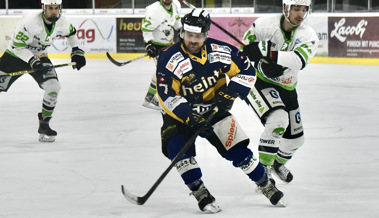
[1,59,379,218]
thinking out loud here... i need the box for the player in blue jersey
[155,9,286,213]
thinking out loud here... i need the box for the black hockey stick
[106,52,149,67]
[0,62,76,77]
[178,0,247,46]
[121,106,219,205]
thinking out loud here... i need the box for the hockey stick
[178,0,246,46]
[106,52,150,67]
[121,106,219,205]
[0,62,76,77]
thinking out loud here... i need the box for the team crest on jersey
[166,52,184,72]
[182,73,196,85]
[210,44,231,53]
[173,58,192,79]
[208,52,232,64]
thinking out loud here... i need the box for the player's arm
[156,56,192,123]
[275,36,319,71]
[225,49,256,99]
[9,23,35,63]
[65,22,86,70]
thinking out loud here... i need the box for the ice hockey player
[155,9,286,213]
[241,0,318,183]
[0,0,86,142]
[141,0,182,110]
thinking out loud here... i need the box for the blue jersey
[156,38,256,123]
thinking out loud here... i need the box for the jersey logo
[210,43,232,53]
[166,52,184,72]
[173,58,192,79]
[208,52,232,64]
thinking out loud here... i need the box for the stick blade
[121,185,146,205]
[106,52,124,67]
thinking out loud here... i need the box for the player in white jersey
[0,0,86,142]
[141,0,182,110]
[242,0,318,183]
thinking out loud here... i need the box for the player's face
[287,5,308,26]
[160,0,172,6]
[183,31,206,54]
[44,5,60,23]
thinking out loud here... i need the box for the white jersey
[7,11,78,63]
[142,0,182,46]
[242,14,319,90]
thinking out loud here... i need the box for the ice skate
[142,92,161,111]
[272,160,293,183]
[257,178,286,207]
[190,183,221,213]
[38,113,57,142]
[263,165,275,185]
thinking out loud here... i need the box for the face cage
[43,4,62,22]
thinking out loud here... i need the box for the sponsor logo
[208,52,232,64]
[166,52,184,72]
[174,58,192,78]
[210,44,232,53]
[331,18,367,43]
[225,118,236,147]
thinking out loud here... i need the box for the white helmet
[41,0,62,4]
[283,0,312,20]
[41,0,62,22]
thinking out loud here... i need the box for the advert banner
[209,17,257,49]
[50,17,116,54]
[329,17,379,58]
[116,17,145,53]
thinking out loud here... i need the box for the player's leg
[161,114,221,213]
[273,97,304,183]
[142,56,161,110]
[0,52,28,92]
[245,81,289,182]
[32,57,61,142]
[208,113,285,206]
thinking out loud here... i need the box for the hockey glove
[29,56,50,74]
[145,42,159,58]
[243,41,272,62]
[71,47,86,70]
[186,112,213,138]
[213,86,239,114]
[257,59,286,79]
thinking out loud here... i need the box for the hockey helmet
[41,0,62,22]
[182,9,211,34]
[283,0,312,19]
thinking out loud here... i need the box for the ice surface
[1,59,379,218]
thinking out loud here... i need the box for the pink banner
[209,17,258,49]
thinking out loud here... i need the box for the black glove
[71,47,86,70]
[186,112,213,138]
[145,42,159,58]
[213,86,239,113]
[258,59,286,79]
[28,57,50,74]
[243,41,272,62]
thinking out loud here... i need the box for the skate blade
[202,202,222,214]
[39,134,55,142]
[275,198,287,207]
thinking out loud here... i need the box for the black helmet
[182,9,211,34]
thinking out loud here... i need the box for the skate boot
[38,113,57,142]
[263,165,275,185]
[190,183,221,213]
[272,160,293,183]
[257,178,286,206]
[142,92,161,111]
